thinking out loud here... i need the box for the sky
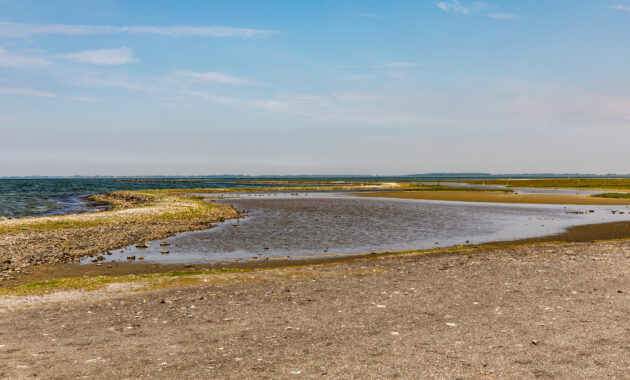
[1,0,630,176]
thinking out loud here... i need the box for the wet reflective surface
[86,193,630,264]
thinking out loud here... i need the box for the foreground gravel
[1,241,630,379]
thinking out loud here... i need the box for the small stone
[159,242,170,246]
[531,339,539,345]
[618,290,624,293]
[137,256,144,260]
[161,250,169,254]
[135,243,150,249]
[127,256,136,261]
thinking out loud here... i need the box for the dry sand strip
[357,190,630,205]
[1,241,630,378]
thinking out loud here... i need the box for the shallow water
[87,193,630,264]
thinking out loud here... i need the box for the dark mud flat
[2,241,630,378]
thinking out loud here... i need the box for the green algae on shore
[465,178,630,191]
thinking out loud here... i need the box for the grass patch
[0,268,250,297]
[0,190,223,235]
[466,178,630,190]
[591,193,630,199]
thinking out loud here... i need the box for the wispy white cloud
[488,13,520,20]
[358,13,384,20]
[335,91,383,101]
[435,0,489,14]
[610,4,630,11]
[373,62,418,68]
[178,70,257,85]
[0,47,48,67]
[0,86,57,98]
[183,89,429,125]
[75,72,154,92]
[0,86,92,101]
[60,47,139,65]
[0,22,277,38]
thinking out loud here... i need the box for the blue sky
[1,0,630,176]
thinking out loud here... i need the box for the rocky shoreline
[0,191,241,281]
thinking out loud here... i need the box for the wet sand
[357,190,630,205]
[2,240,630,378]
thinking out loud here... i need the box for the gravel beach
[0,191,241,279]
[1,240,630,378]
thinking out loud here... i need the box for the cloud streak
[178,70,257,85]
[60,47,139,65]
[0,86,91,101]
[373,62,418,68]
[0,47,48,67]
[358,13,384,20]
[0,22,277,38]
[488,13,520,20]
[0,86,57,98]
[435,0,489,14]
[610,4,630,11]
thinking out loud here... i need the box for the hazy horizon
[3,172,630,179]
[2,0,630,176]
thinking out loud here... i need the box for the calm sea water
[0,178,274,218]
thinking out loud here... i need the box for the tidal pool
[86,192,630,264]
